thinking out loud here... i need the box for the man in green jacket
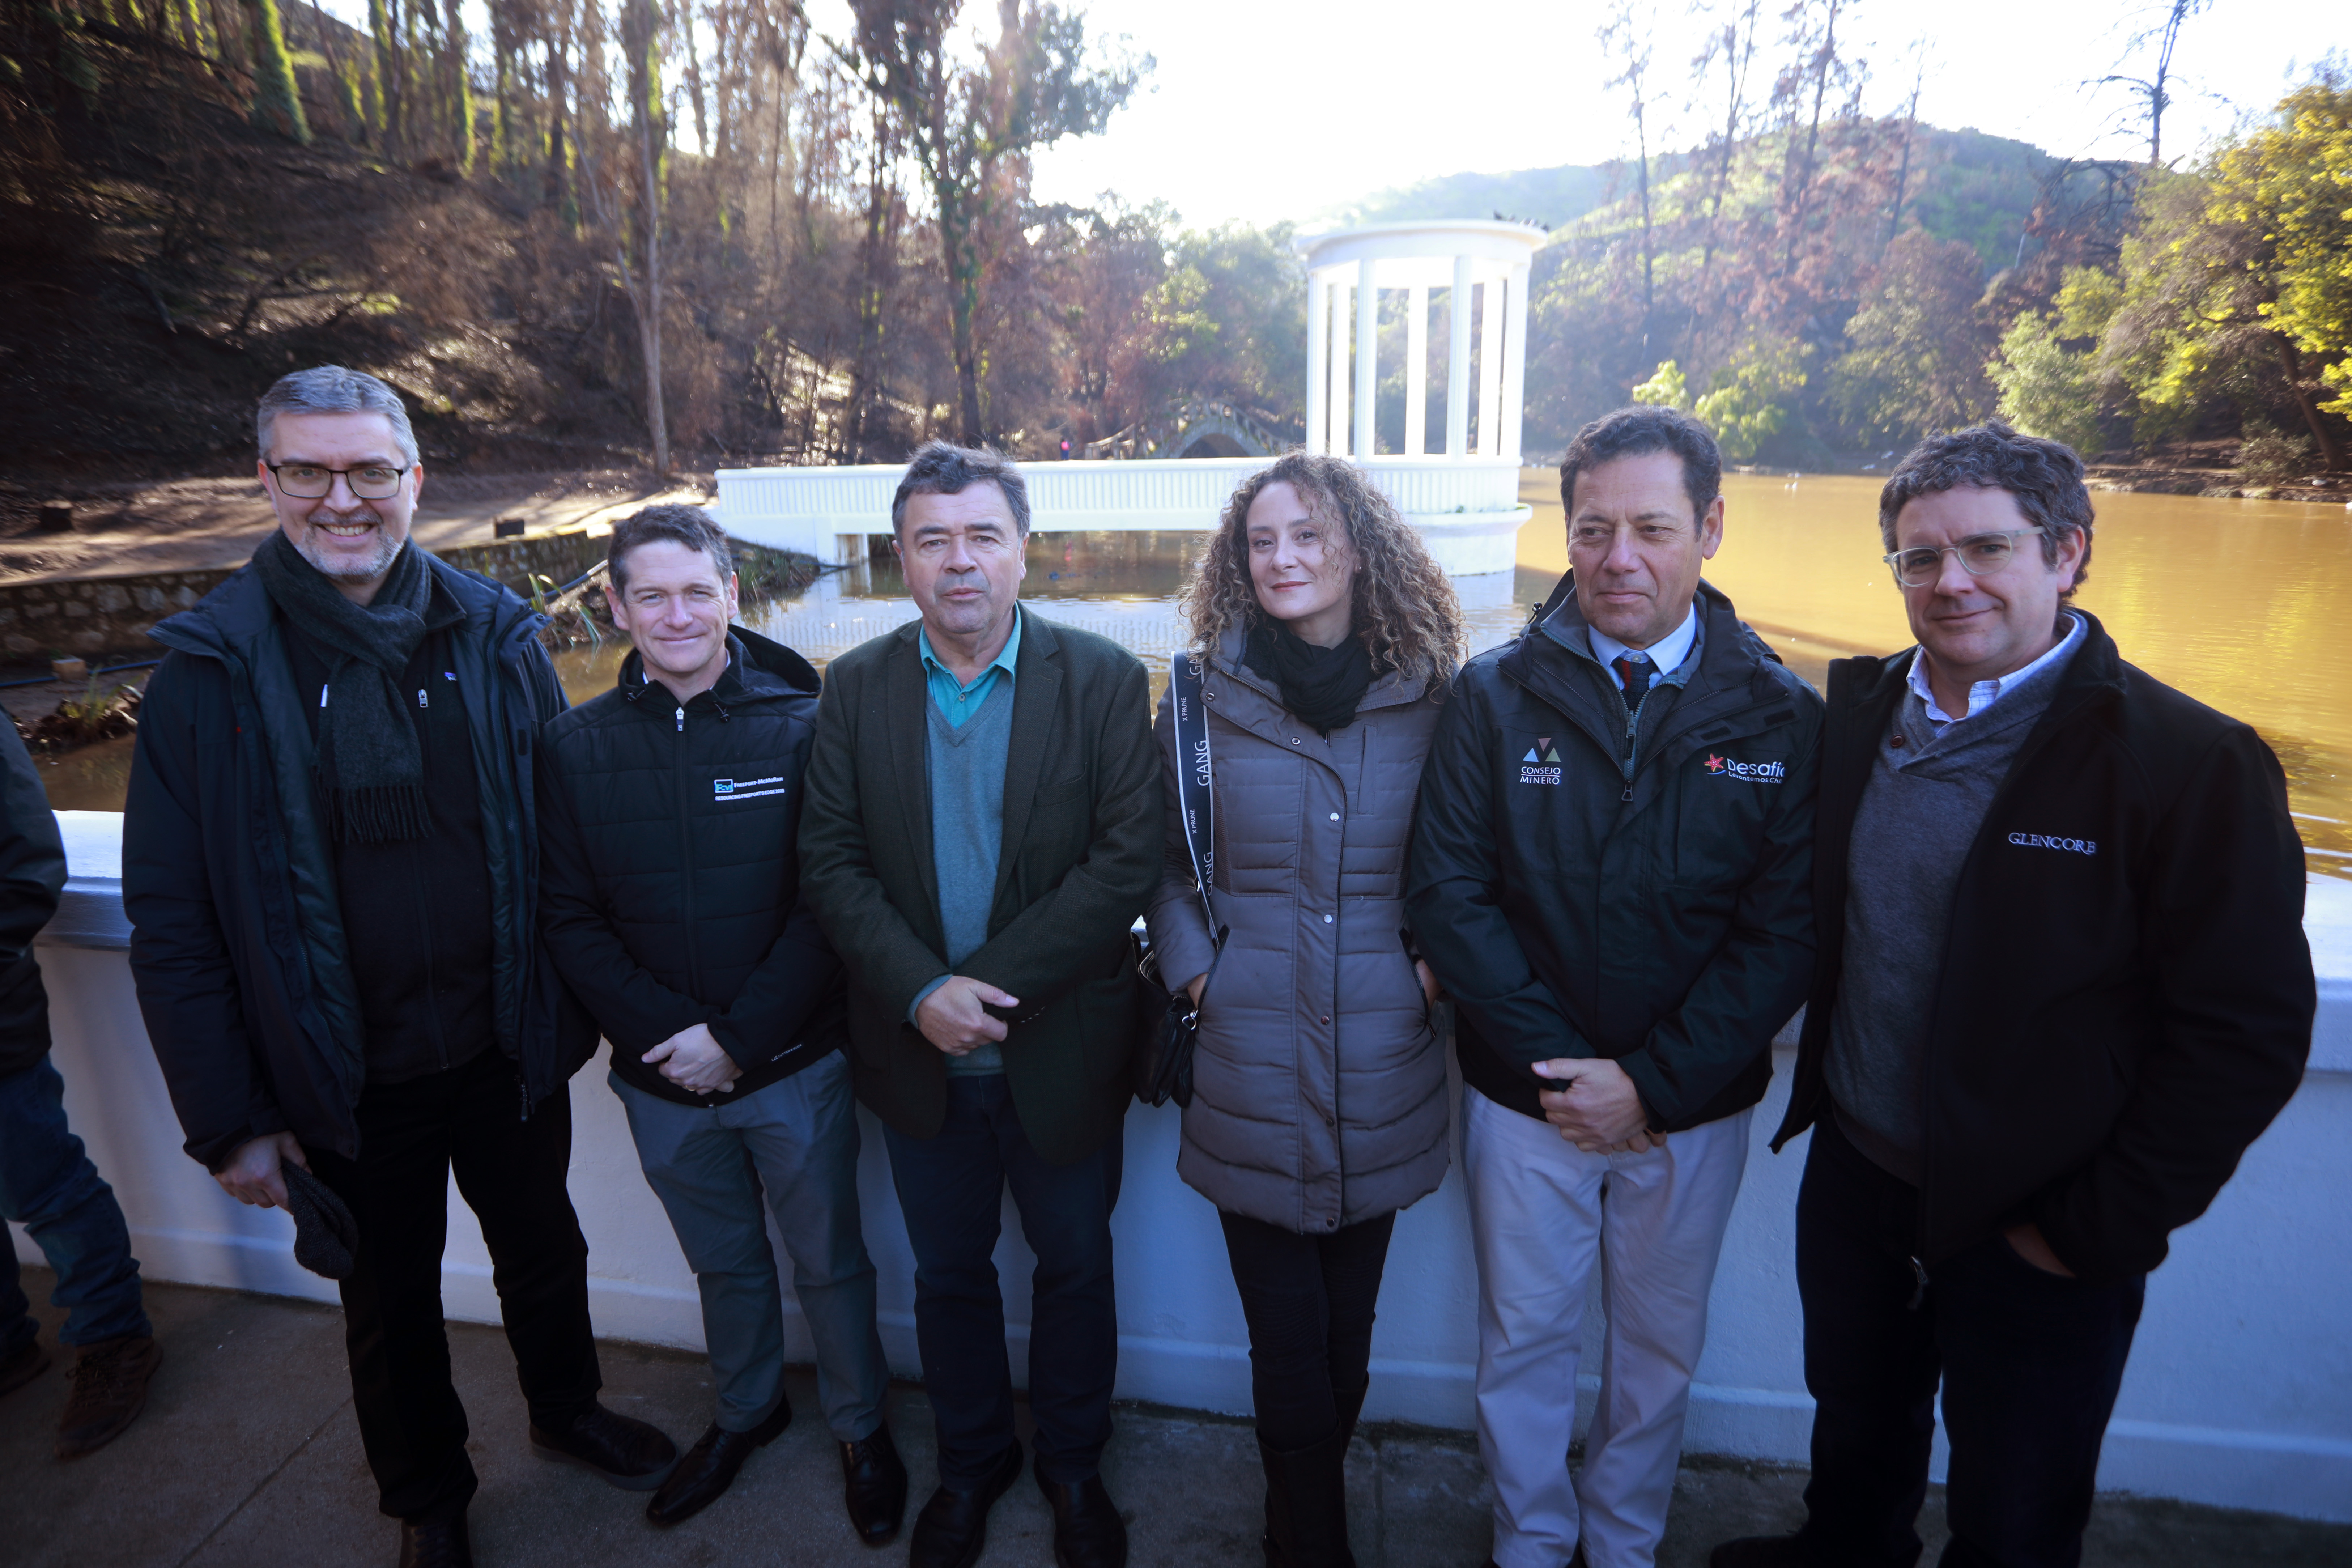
[799,442,1160,1568]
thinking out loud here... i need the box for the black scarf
[255,531,436,844]
[1245,618,1375,736]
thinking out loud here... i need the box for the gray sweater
[1825,632,2081,1182]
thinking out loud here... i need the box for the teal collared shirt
[918,608,1021,727]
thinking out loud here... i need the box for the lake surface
[41,469,2352,875]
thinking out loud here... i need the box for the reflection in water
[51,471,2352,877]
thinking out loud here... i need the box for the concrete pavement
[5,1271,2345,1567]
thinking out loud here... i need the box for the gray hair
[890,441,1030,538]
[1879,421,2095,596]
[607,503,735,592]
[256,365,420,468]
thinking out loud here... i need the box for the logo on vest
[2007,831,2097,856]
[1520,737,1563,785]
[1703,753,1785,783]
[714,775,788,802]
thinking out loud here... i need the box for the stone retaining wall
[0,530,613,661]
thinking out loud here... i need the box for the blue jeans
[611,1050,888,1440]
[883,1072,1122,1488]
[0,1056,149,1355]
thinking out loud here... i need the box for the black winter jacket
[1772,614,2312,1284]
[538,629,845,1107]
[0,721,66,1078]
[1407,577,1823,1131]
[124,555,594,1170]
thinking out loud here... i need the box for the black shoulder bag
[1132,651,1222,1108]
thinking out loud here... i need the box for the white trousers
[1463,1087,1753,1568]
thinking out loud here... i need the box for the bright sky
[326,0,2345,231]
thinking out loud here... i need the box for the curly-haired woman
[1144,451,1465,1568]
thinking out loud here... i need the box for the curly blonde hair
[1182,451,1466,688]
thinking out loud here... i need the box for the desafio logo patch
[1519,737,1564,785]
[1703,753,1785,783]
[714,775,789,802]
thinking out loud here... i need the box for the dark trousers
[1219,1208,1395,1451]
[0,1057,150,1356]
[308,1049,603,1522]
[882,1073,1121,1488]
[1795,1114,2145,1568]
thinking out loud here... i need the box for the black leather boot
[528,1401,680,1491]
[1331,1372,1370,1452]
[645,1397,792,1525]
[840,1420,909,1545]
[396,1507,474,1568]
[909,1440,1022,1568]
[1258,1429,1354,1568]
[1035,1457,1129,1568]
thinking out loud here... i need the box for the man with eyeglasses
[1711,422,2312,1568]
[126,365,677,1567]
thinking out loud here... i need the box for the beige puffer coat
[1145,626,1450,1234]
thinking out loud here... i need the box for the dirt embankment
[0,469,709,585]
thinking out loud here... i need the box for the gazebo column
[1305,269,1328,455]
[1336,277,1354,454]
[1479,273,1505,456]
[1353,259,1378,459]
[1446,255,1472,458]
[1405,285,1428,456]
[1502,260,1531,461]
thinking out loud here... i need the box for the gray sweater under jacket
[1825,633,2080,1184]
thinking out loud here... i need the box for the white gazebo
[715,220,1549,577]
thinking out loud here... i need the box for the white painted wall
[17,814,2352,1521]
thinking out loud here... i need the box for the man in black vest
[538,506,905,1539]
[1711,423,2312,1568]
[126,366,675,1568]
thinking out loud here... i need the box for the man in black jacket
[1409,406,1822,1568]
[1710,424,2311,1568]
[538,505,905,1539]
[125,366,675,1568]
[0,722,160,1458]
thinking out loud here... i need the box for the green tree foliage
[2211,77,2352,421]
[1694,340,1807,459]
[1989,266,2118,455]
[245,0,310,143]
[1630,360,1690,409]
[1829,230,1994,441]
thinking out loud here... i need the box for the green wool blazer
[798,609,1161,1164]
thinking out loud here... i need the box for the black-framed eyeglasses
[1883,527,2045,588]
[266,462,409,500]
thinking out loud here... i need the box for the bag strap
[1169,651,1216,934]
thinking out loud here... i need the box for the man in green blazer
[799,442,1160,1568]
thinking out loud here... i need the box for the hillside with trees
[1,0,2344,488]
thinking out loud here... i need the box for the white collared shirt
[1590,601,1700,691]
[1907,611,2085,725]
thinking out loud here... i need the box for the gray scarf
[255,531,435,844]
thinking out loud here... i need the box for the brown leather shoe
[57,1333,160,1458]
[1,1338,51,1399]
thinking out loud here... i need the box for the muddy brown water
[38,471,2352,876]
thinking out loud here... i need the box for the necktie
[1614,655,1655,712]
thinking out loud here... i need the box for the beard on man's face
[292,507,405,581]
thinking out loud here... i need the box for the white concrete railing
[714,456,1531,577]
[17,811,2352,1523]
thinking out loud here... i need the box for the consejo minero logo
[1519,738,1563,785]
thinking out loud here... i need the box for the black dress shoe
[909,1440,1023,1568]
[528,1402,680,1491]
[1710,1535,1814,1567]
[646,1398,792,1525]
[397,1510,474,1568]
[841,1420,909,1545]
[1036,1462,1128,1568]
